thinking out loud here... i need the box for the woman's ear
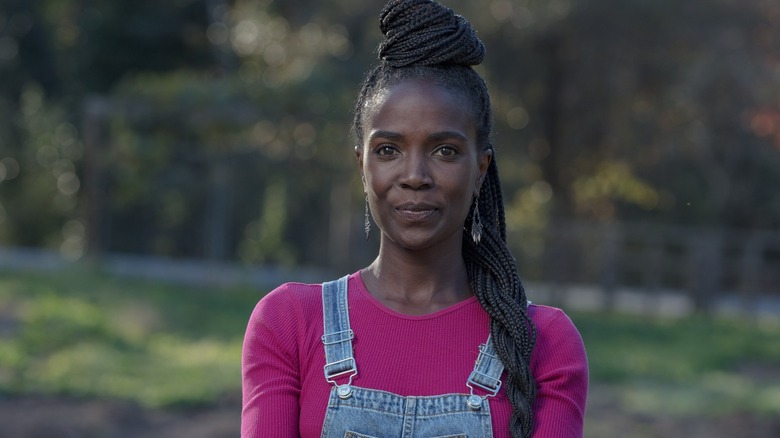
[355,146,365,187]
[475,148,493,196]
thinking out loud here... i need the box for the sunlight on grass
[572,312,780,383]
[618,373,780,416]
[24,338,241,407]
[572,311,780,417]
[110,300,163,343]
[0,269,258,407]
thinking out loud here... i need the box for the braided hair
[351,1,537,437]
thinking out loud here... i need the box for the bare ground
[1,385,778,438]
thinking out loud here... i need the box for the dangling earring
[364,195,371,240]
[470,197,482,245]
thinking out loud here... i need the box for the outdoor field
[1,268,778,437]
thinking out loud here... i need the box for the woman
[242,1,588,437]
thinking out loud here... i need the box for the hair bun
[378,0,485,68]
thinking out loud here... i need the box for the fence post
[599,223,619,312]
[328,182,352,271]
[644,231,664,314]
[688,230,723,314]
[203,158,233,260]
[738,231,764,318]
[82,96,110,258]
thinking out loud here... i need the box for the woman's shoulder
[253,280,324,318]
[526,303,574,329]
[251,273,360,321]
[527,303,586,355]
[262,280,323,302]
[527,303,588,368]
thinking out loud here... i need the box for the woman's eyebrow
[427,131,468,143]
[368,130,404,141]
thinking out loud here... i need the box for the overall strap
[467,300,530,408]
[321,275,357,399]
[466,335,505,410]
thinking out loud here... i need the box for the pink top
[242,272,588,437]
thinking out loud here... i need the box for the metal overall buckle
[324,359,358,399]
[322,329,358,399]
[466,343,502,410]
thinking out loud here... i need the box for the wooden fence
[512,221,780,315]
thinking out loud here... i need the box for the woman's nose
[398,152,433,190]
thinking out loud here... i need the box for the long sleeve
[530,307,589,438]
[241,287,303,437]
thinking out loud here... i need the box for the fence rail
[2,221,778,319]
[513,221,780,316]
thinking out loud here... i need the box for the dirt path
[0,395,240,438]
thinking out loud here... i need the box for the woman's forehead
[367,78,472,118]
[364,80,476,136]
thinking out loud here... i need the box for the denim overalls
[320,276,505,438]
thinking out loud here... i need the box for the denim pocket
[344,431,379,438]
[344,432,466,438]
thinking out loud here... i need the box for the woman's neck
[360,237,472,315]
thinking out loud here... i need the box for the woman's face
[357,78,492,251]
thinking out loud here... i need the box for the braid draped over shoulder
[353,1,538,437]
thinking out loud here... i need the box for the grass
[574,312,780,383]
[571,311,780,416]
[0,267,261,407]
[1,267,779,415]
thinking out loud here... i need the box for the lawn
[1,267,778,419]
[577,311,780,417]
[0,267,259,407]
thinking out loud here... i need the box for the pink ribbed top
[242,272,588,437]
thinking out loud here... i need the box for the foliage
[95,69,355,263]
[0,84,82,251]
[1,0,780,269]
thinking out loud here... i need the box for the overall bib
[320,276,505,438]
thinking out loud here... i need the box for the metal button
[337,385,353,399]
[467,394,482,410]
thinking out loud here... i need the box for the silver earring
[471,197,482,245]
[364,195,371,240]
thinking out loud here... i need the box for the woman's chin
[380,229,463,253]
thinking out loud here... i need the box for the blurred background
[0,0,778,437]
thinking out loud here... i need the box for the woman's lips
[395,203,438,223]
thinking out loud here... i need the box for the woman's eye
[435,146,458,157]
[376,145,398,156]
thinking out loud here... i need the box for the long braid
[465,158,537,437]
[352,2,537,437]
